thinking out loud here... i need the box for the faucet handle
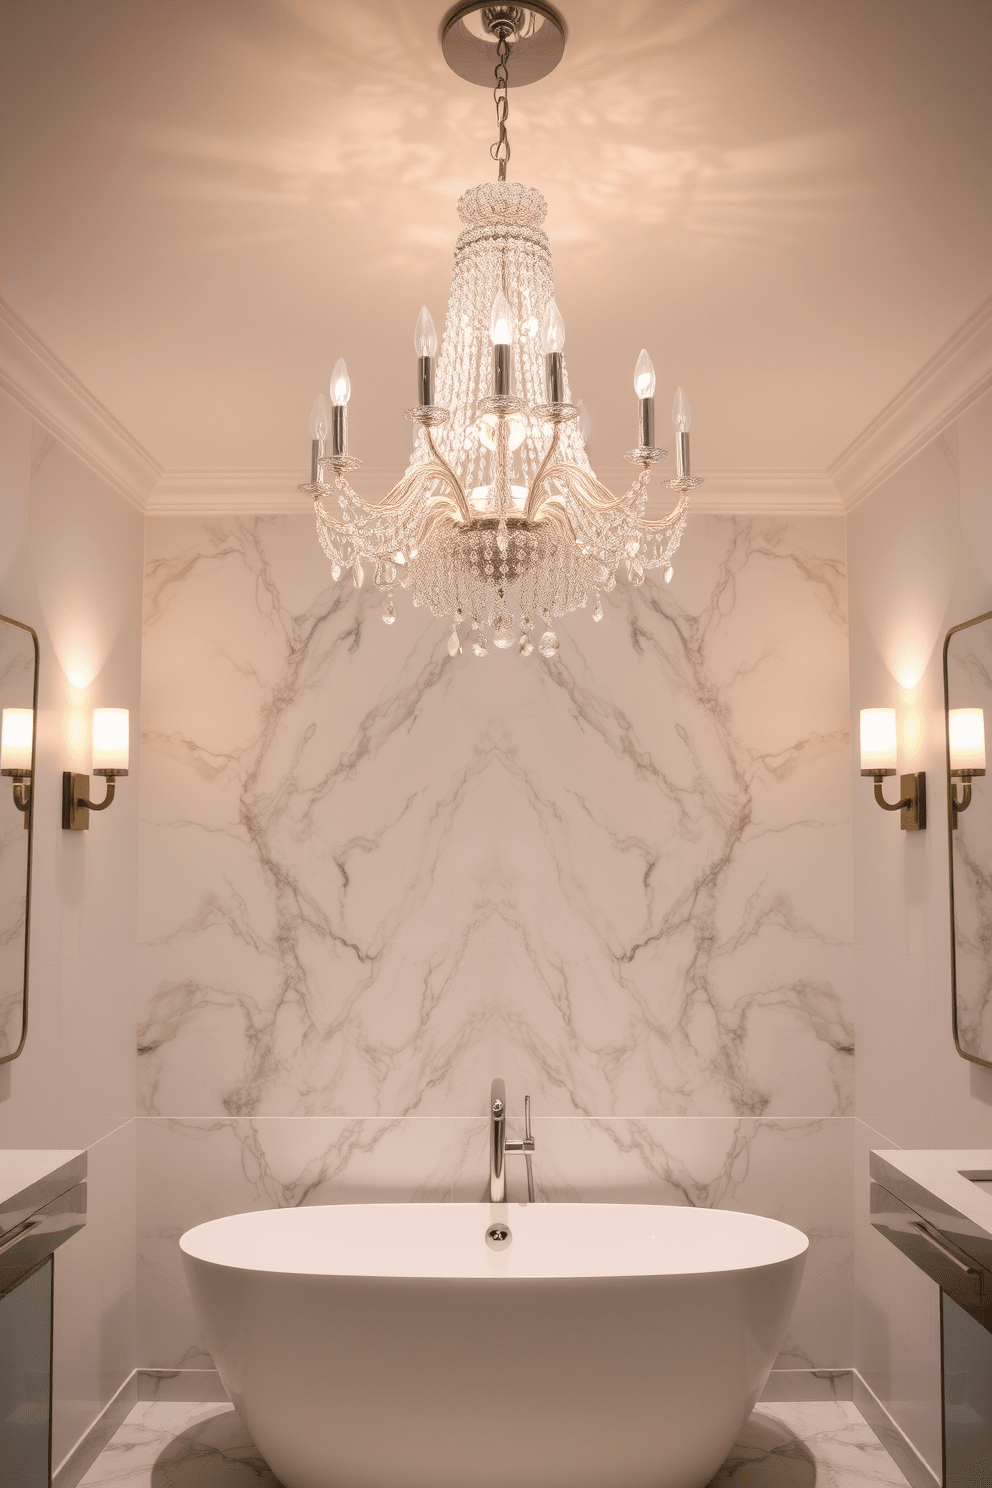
[524,1094,532,1144]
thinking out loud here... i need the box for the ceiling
[1,0,990,495]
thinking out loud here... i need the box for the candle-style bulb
[539,298,565,354]
[414,307,438,358]
[310,394,329,442]
[490,292,513,346]
[672,386,692,432]
[330,358,351,407]
[633,349,656,399]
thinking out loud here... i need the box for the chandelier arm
[526,460,637,520]
[423,431,473,523]
[523,423,563,521]
[635,490,691,531]
[313,497,348,530]
[332,463,466,525]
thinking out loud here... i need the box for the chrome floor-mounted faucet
[490,1078,536,1203]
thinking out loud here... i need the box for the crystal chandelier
[300,3,701,659]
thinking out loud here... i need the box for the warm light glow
[309,394,329,441]
[539,298,565,353]
[414,306,438,358]
[950,708,986,772]
[633,349,656,399]
[672,386,692,431]
[478,413,526,452]
[0,709,33,772]
[92,708,129,772]
[330,358,351,407]
[860,708,897,772]
[489,291,513,346]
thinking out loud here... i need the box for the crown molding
[148,468,413,513]
[634,469,842,516]
[148,469,315,513]
[7,289,990,522]
[830,294,992,511]
[0,297,161,510]
[151,465,842,516]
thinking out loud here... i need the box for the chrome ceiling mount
[440,2,566,86]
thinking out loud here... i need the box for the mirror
[945,610,992,1067]
[0,615,39,1065]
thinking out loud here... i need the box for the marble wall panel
[139,513,851,1123]
[138,1113,852,1372]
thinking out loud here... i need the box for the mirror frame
[0,613,39,1067]
[944,608,992,1070]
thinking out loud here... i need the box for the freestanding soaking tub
[181,1202,808,1488]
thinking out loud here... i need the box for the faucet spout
[490,1078,507,1204]
[489,1077,536,1204]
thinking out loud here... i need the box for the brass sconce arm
[62,769,128,831]
[950,768,985,829]
[1,769,31,829]
[861,768,927,831]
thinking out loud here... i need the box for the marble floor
[77,1398,911,1488]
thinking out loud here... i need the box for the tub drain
[486,1223,512,1251]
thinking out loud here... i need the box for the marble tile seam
[855,1115,906,1152]
[134,1114,857,1121]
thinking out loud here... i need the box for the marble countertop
[871,1148,992,1270]
[0,1149,86,1231]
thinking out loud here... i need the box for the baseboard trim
[760,1367,854,1401]
[852,1371,940,1488]
[137,1368,229,1402]
[52,1370,138,1488]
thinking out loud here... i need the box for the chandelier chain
[490,34,511,181]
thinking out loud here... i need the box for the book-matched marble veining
[138,511,853,1367]
[139,514,850,1121]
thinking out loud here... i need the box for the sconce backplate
[899,771,926,831]
[62,773,90,831]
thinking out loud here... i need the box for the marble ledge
[871,1147,992,1267]
[0,1148,86,1231]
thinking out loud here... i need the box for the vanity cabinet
[871,1149,992,1487]
[0,1153,87,1487]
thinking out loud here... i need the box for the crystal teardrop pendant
[665,566,674,583]
[353,558,364,588]
[472,632,489,658]
[538,629,559,658]
[331,563,341,582]
[448,625,461,656]
[592,596,604,622]
[382,599,396,625]
[519,633,534,657]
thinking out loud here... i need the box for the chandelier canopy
[301,3,700,659]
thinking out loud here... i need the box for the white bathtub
[181,1202,807,1488]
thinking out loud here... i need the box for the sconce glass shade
[92,708,129,772]
[860,708,897,772]
[0,708,33,772]
[950,708,986,772]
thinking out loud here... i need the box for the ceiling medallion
[301,2,701,659]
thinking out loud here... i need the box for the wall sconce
[949,707,985,828]
[62,708,129,830]
[859,708,926,830]
[1,708,33,829]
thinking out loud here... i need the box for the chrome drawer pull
[910,1221,981,1276]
